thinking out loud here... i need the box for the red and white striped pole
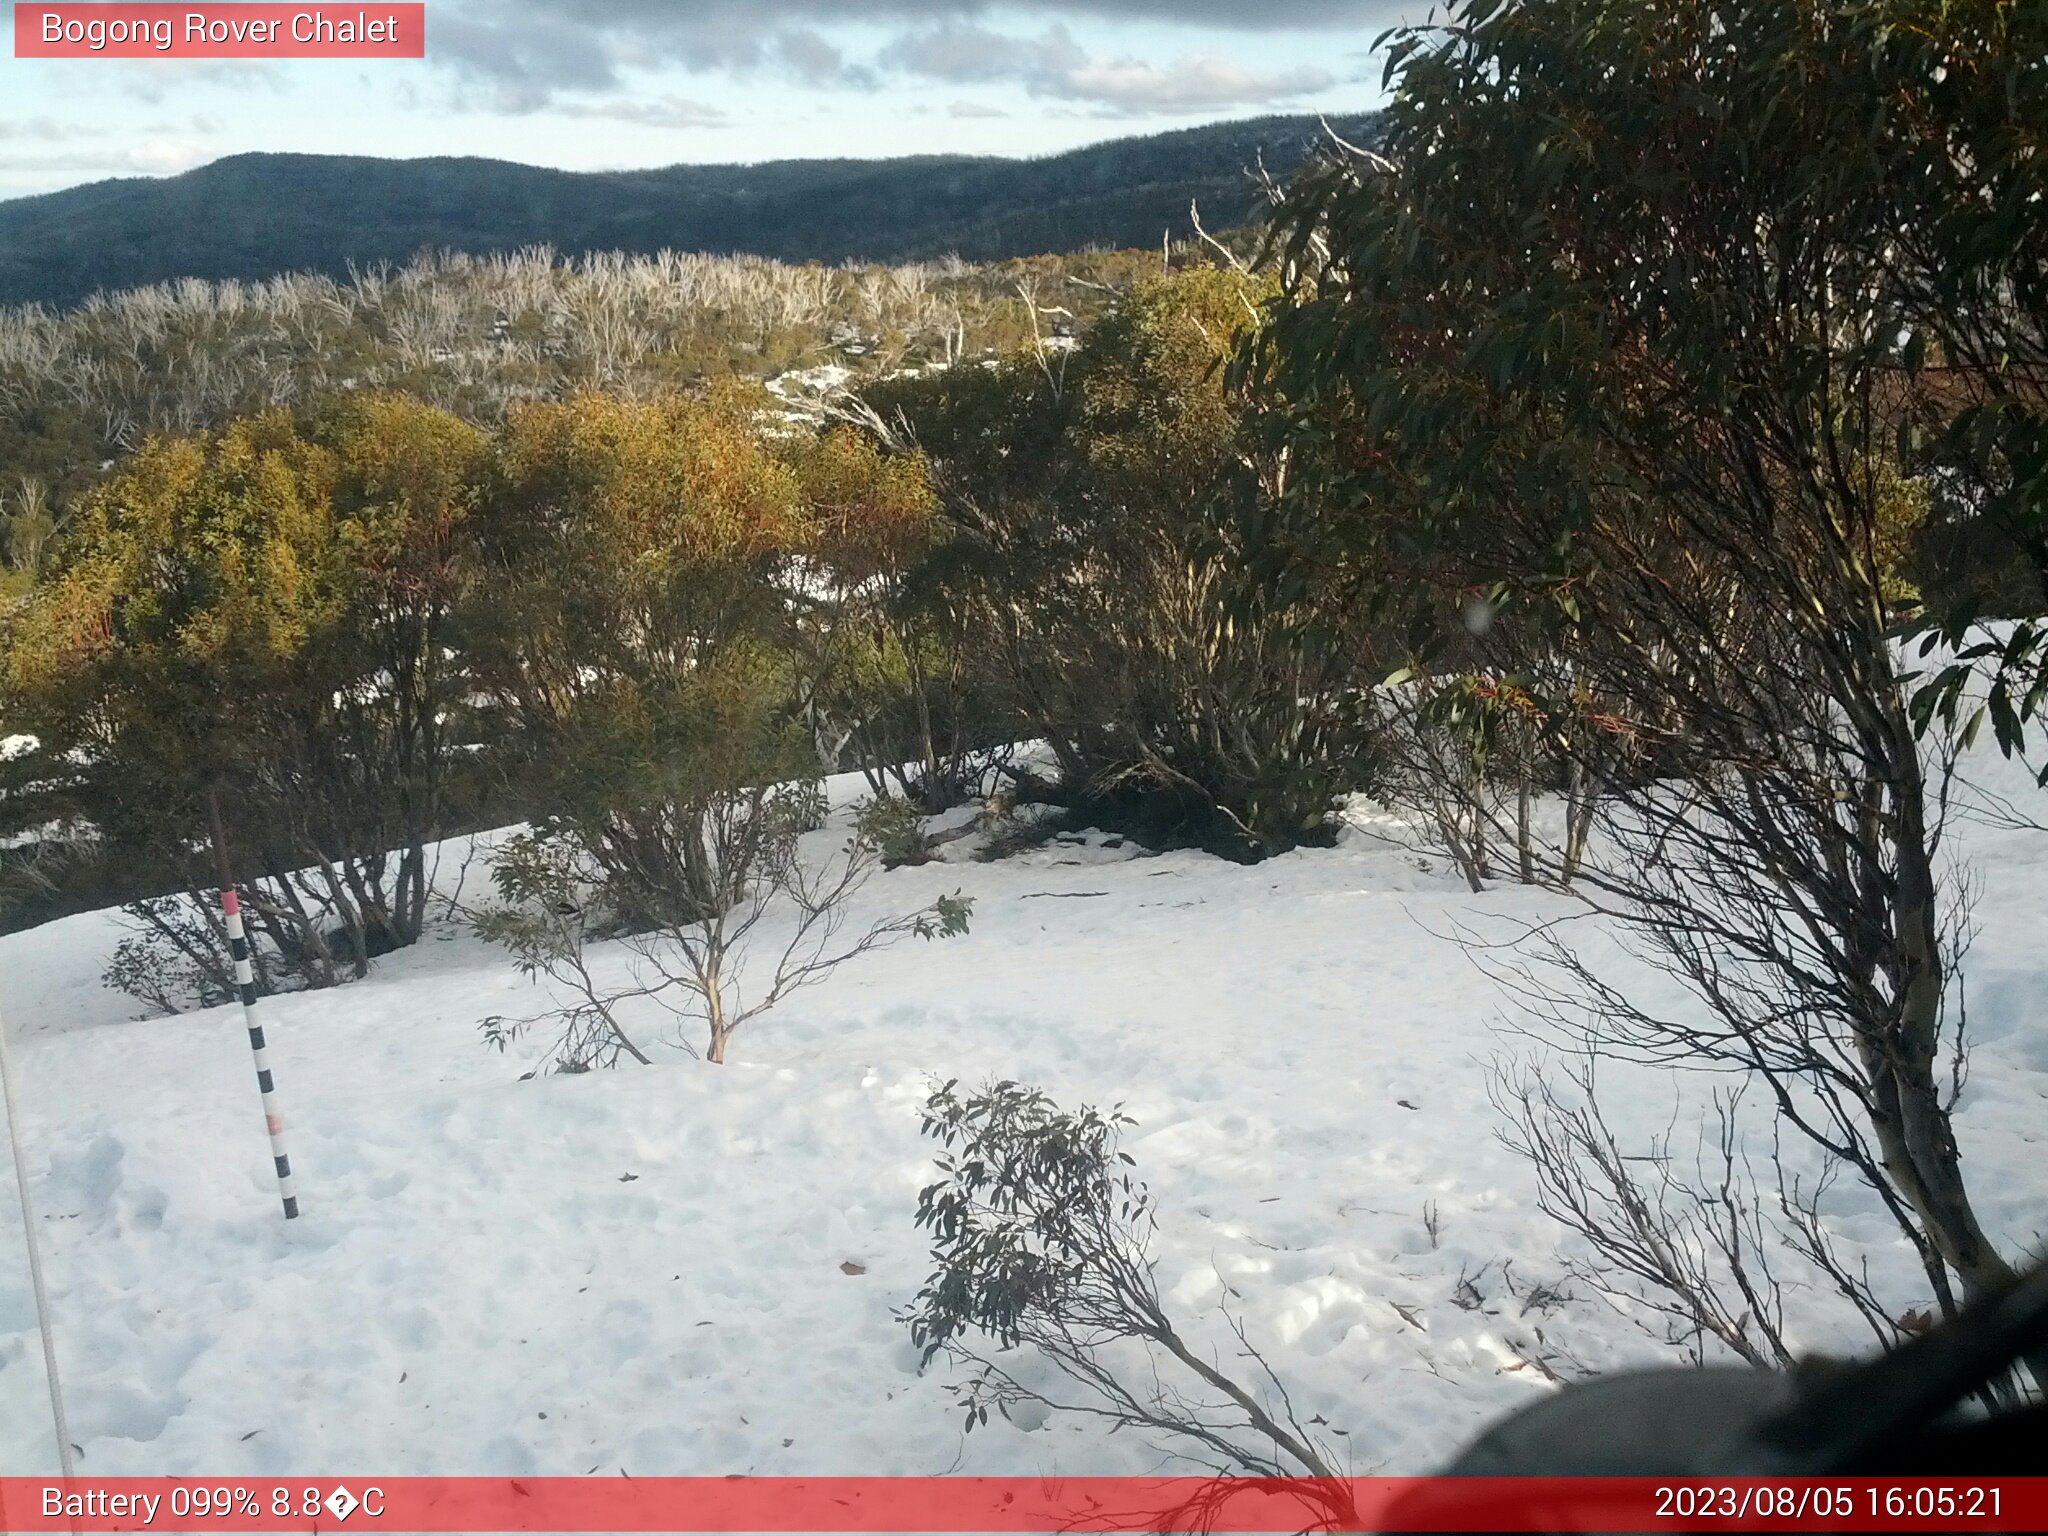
[207,792,299,1220]
[219,887,299,1219]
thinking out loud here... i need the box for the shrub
[470,388,974,1066]
[477,796,972,1068]
[856,269,1373,858]
[855,794,932,869]
[906,1079,1347,1496]
[3,395,493,995]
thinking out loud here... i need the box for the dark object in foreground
[1439,1263,2048,1480]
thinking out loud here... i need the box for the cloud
[426,0,1410,108]
[0,118,105,142]
[1060,53,1335,111]
[776,28,875,88]
[0,140,212,179]
[879,22,1333,114]
[880,21,1082,84]
[485,1,1382,31]
[117,58,280,103]
[125,137,212,173]
[432,8,622,103]
[556,95,730,129]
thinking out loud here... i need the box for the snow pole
[207,791,300,1220]
[0,991,78,1479]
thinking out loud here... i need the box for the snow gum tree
[856,268,1374,856]
[3,395,491,999]
[470,387,970,1067]
[1242,0,2045,1371]
[774,423,999,805]
[906,1080,1351,1525]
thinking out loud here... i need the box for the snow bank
[0,757,2042,1478]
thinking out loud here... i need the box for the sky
[0,2,1417,201]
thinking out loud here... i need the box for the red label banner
[0,1476,2043,1533]
[14,5,424,58]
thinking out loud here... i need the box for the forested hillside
[0,113,1378,311]
[0,243,1171,589]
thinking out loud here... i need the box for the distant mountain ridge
[0,113,1380,311]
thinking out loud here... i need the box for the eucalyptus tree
[1243,0,2042,1359]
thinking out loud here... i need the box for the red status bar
[1,1476,2043,1533]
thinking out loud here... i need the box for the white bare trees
[0,246,1143,466]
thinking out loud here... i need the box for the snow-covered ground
[1,758,2043,1478]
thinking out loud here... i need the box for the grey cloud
[491,2,1387,31]
[558,96,731,130]
[430,0,1411,106]
[879,22,1333,114]
[775,29,876,89]
[0,118,106,142]
[432,9,622,96]
[880,21,1085,84]
[777,29,846,81]
[117,59,279,104]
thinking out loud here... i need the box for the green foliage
[0,248,1157,570]
[475,387,816,881]
[463,387,978,1066]
[1236,0,2044,1331]
[1244,0,2042,700]
[775,422,1010,808]
[856,795,932,870]
[8,412,347,830]
[1854,0,2047,629]
[3,393,492,991]
[1,476,65,599]
[473,831,595,974]
[907,1079,1148,1382]
[918,893,975,941]
[903,1074,1349,1485]
[1909,622,2048,785]
[1872,453,1933,614]
[862,266,1372,857]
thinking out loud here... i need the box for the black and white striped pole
[207,791,299,1220]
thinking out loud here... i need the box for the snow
[763,364,856,424]
[765,364,854,400]
[1,753,2044,1479]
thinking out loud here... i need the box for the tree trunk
[1469,763,1491,880]
[1873,718,2017,1307]
[1516,758,1537,886]
[204,789,236,899]
[400,842,428,945]
[1435,803,1486,894]
[704,971,729,1065]
[1562,760,1597,886]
